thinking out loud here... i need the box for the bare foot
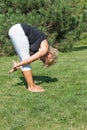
[28,85,45,92]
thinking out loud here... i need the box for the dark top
[21,23,47,55]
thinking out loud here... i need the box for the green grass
[0,49,87,130]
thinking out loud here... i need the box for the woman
[8,23,58,92]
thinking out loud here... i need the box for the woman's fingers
[8,60,17,74]
[8,68,15,74]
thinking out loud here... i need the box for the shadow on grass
[73,46,87,51]
[33,75,58,84]
[15,75,58,87]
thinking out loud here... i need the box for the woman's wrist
[16,61,25,68]
[15,62,22,68]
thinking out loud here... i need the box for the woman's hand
[8,60,20,74]
[12,60,18,69]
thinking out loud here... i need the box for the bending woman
[8,23,58,92]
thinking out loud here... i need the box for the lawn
[0,49,87,130]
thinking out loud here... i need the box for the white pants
[8,24,31,71]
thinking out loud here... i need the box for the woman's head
[40,46,58,67]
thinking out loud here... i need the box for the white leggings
[8,24,31,71]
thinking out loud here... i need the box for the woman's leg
[22,70,45,92]
[8,24,45,92]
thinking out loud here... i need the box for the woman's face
[40,54,47,64]
[40,52,52,66]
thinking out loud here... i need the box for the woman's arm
[13,40,49,69]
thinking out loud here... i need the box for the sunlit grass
[0,50,87,130]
